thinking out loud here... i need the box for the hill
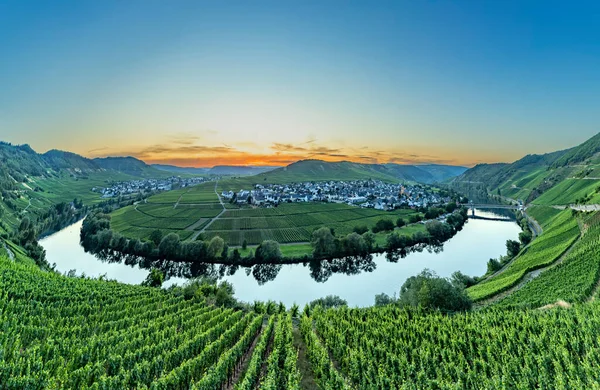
[552,132,600,168]
[93,156,167,178]
[43,149,100,171]
[255,159,466,184]
[450,146,577,203]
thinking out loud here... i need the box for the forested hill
[450,132,600,204]
[254,159,467,184]
[0,142,168,190]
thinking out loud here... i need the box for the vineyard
[467,209,580,301]
[0,255,301,389]
[308,304,600,389]
[498,214,600,308]
[110,181,422,248]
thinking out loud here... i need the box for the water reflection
[41,216,522,307]
[89,244,448,286]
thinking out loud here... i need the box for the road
[2,242,15,261]
[192,181,226,240]
[552,204,600,212]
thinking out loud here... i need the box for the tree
[344,232,367,256]
[387,232,412,250]
[451,271,477,288]
[159,233,180,259]
[374,293,395,306]
[141,268,164,288]
[19,216,31,232]
[396,217,405,228]
[242,239,248,250]
[309,295,348,309]
[426,220,453,243]
[353,225,369,235]
[409,214,423,224]
[506,239,521,258]
[363,231,375,250]
[256,240,282,262]
[207,236,225,259]
[150,229,163,246]
[311,227,336,258]
[519,230,532,246]
[372,219,395,233]
[399,269,471,312]
[487,258,502,273]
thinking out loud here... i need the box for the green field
[111,179,423,254]
[467,210,580,301]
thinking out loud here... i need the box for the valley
[4,132,600,388]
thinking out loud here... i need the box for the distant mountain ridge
[254,159,468,184]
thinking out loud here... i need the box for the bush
[399,269,472,312]
[372,219,395,233]
[353,225,369,235]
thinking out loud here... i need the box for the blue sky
[1,1,600,166]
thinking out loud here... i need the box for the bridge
[460,203,521,210]
[459,202,522,218]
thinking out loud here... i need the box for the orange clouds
[87,140,471,167]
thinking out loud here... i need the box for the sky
[1,1,600,167]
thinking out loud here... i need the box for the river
[40,209,521,307]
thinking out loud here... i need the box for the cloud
[87,138,466,167]
[87,147,109,154]
[170,133,202,145]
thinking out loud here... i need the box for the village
[93,176,208,198]
[220,180,450,211]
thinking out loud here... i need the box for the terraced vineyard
[0,255,300,388]
[110,180,422,248]
[533,178,600,205]
[498,213,600,308]
[467,209,580,301]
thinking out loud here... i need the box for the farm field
[110,180,424,252]
[467,210,580,302]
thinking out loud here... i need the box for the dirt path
[192,181,225,240]
[224,324,264,390]
[185,218,209,231]
[2,242,15,261]
[552,204,600,212]
[292,327,318,390]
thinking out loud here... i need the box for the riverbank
[41,209,520,307]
